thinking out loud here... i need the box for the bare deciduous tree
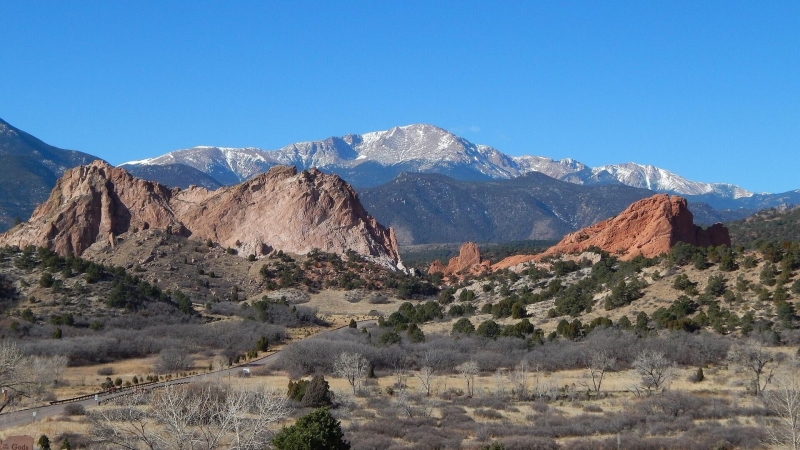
[155,348,195,374]
[456,360,479,397]
[0,342,66,411]
[415,350,441,397]
[334,352,369,395]
[417,366,436,397]
[631,350,674,396]
[386,350,410,392]
[582,350,616,395]
[88,390,161,450]
[90,382,289,450]
[729,339,775,396]
[493,368,507,397]
[764,368,800,450]
[510,359,530,400]
[46,354,69,386]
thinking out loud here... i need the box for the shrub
[475,408,503,420]
[690,367,705,383]
[272,407,349,450]
[452,318,475,336]
[407,323,425,343]
[301,375,334,408]
[287,379,309,402]
[38,435,51,450]
[97,367,114,376]
[377,331,401,346]
[62,403,85,416]
[459,289,476,302]
[705,275,727,297]
[39,272,55,288]
[368,294,390,304]
[476,320,503,339]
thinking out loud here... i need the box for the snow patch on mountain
[121,123,756,199]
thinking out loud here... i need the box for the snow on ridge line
[119,125,759,197]
[120,158,156,166]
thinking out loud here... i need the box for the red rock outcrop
[495,194,730,266]
[428,242,490,276]
[0,161,402,268]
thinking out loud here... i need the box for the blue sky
[1,1,798,193]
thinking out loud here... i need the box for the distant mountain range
[120,123,753,196]
[2,117,799,245]
[357,171,744,245]
[120,123,800,213]
[0,118,98,231]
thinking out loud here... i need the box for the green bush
[273,407,350,450]
[604,278,645,310]
[377,331,401,346]
[705,274,727,297]
[39,272,55,288]
[287,379,309,402]
[451,317,475,336]
[476,320,502,339]
[406,323,425,343]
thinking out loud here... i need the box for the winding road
[0,320,375,431]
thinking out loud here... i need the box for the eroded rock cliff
[494,194,730,267]
[428,242,490,276]
[0,161,402,268]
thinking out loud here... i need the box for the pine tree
[37,435,51,450]
[273,407,350,450]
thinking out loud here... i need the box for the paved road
[0,320,375,430]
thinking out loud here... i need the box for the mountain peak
[119,123,757,200]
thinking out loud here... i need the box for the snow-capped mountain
[121,123,755,200]
[124,146,275,186]
[587,163,753,199]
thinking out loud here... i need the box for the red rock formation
[0,161,402,268]
[495,194,730,266]
[428,242,490,276]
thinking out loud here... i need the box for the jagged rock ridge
[0,161,402,268]
[495,194,731,267]
[120,124,756,202]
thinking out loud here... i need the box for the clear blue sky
[1,1,798,193]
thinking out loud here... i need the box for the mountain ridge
[120,123,758,203]
[0,117,99,231]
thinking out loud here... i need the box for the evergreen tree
[406,323,425,343]
[37,435,51,450]
[451,317,475,335]
[301,374,334,408]
[695,367,705,382]
[273,407,350,450]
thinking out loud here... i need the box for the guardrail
[48,380,162,405]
